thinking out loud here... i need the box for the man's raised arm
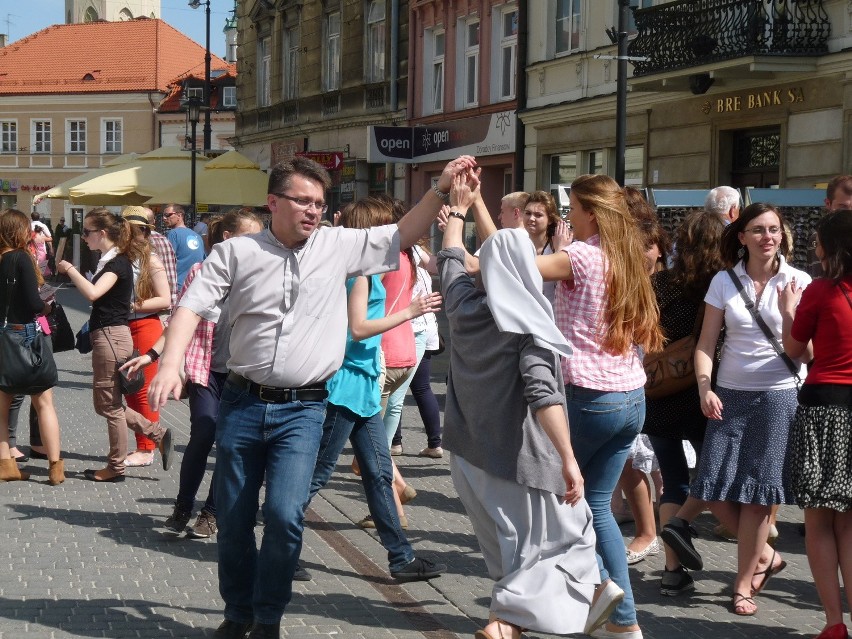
[398,155,477,249]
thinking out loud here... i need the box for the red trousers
[128,315,163,451]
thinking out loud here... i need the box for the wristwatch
[432,183,450,202]
[448,211,466,221]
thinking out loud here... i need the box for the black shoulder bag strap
[726,268,801,386]
[1,251,19,327]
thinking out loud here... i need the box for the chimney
[0,34,7,48]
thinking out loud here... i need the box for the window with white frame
[1,121,17,153]
[365,0,386,83]
[555,0,582,54]
[257,35,271,107]
[497,5,518,100]
[102,118,122,154]
[324,12,341,92]
[461,18,480,107]
[283,26,300,100]
[185,86,203,101]
[32,119,51,154]
[422,27,445,115]
[67,119,86,154]
[222,86,237,108]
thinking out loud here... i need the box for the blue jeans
[648,434,703,507]
[214,379,327,625]
[308,403,413,571]
[567,384,645,627]
[176,370,227,515]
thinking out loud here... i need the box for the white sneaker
[584,580,625,634]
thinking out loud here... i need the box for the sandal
[732,592,757,616]
[474,618,524,639]
[751,548,787,595]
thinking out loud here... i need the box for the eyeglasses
[81,228,97,237]
[744,226,782,237]
[274,193,329,215]
[163,211,177,218]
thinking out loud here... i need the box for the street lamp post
[186,96,202,217]
[189,0,212,153]
[604,0,631,187]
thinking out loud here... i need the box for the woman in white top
[692,202,811,616]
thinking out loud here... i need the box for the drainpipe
[514,2,527,191]
[390,0,400,111]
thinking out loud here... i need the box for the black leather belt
[227,372,328,403]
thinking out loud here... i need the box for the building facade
[406,0,520,222]
[234,0,408,214]
[523,0,850,197]
[0,19,228,222]
[65,0,161,23]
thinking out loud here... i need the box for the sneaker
[419,446,444,458]
[213,619,253,639]
[164,505,192,536]
[390,557,446,582]
[187,510,217,539]
[661,517,703,571]
[660,565,695,596]
[390,444,403,456]
[293,561,312,582]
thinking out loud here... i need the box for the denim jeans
[308,402,413,571]
[567,384,645,627]
[383,329,428,445]
[176,370,227,515]
[648,434,703,507]
[214,379,327,625]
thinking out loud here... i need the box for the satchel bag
[0,253,59,394]
[643,303,705,400]
[47,302,75,353]
[75,321,92,354]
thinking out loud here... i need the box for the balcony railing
[628,0,830,77]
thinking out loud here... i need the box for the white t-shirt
[31,221,51,238]
[411,246,439,349]
[705,256,811,391]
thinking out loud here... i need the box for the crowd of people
[0,158,849,639]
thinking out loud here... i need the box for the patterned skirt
[791,404,852,511]
[690,387,797,506]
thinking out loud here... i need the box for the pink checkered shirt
[150,231,178,311]
[553,235,646,391]
[180,263,215,386]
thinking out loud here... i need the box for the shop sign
[368,111,516,163]
[702,86,805,115]
[0,179,20,192]
[339,160,357,203]
[297,151,344,170]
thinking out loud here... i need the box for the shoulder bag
[726,268,802,387]
[644,303,704,400]
[0,252,59,394]
[47,302,75,353]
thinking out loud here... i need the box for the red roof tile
[0,18,229,96]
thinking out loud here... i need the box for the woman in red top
[779,209,852,639]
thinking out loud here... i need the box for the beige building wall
[0,93,160,221]
[523,0,852,193]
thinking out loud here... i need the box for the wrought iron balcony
[628,0,830,77]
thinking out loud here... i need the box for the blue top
[326,275,385,417]
[167,227,205,288]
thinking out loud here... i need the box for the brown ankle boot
[48,459,65,485]
[0,458,30,481]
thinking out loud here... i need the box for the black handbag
[101,329,145,396]
[75,321,92,354]
[0,252,59,394]
[47,302,75,353]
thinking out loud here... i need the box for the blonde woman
[536,174,664,639]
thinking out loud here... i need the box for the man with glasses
[149,154,477,639]
[163,203,204,288]
[807,175,852,277]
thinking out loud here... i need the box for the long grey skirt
[451,454,599,634]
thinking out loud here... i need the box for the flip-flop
[733,592,757,616]
[751,548,787,594]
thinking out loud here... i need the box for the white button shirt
[179,225,400,387]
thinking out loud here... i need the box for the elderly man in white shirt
[149,154,477,639]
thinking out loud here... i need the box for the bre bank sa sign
[368,111,516,163]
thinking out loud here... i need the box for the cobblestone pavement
[0,287,834,638]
